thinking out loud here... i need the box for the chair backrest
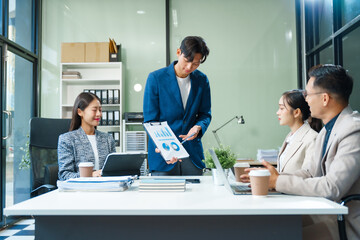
[29,117,71,190]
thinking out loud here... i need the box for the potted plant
[203,145,237,185]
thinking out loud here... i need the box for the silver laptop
[208,149,280,195]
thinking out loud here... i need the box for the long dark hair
[69,92,100,131]
[282,89,322,132]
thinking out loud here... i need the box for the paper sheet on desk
[143,121,189,161]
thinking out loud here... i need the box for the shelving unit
[60,62,123,152]
[122,120,147,153]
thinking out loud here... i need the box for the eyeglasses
[302,91,325,98]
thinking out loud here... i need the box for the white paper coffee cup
[249,169,270,196]
[79,162,94,177]
[234,162,250,182]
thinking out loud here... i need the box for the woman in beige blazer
[276,90,321,173]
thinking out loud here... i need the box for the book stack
[139,179,186,192]
[57,176,134,192]
[62,71,81,79]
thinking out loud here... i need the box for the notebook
[208,149,280,195]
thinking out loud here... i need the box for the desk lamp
[212,115,245,147]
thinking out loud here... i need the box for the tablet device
[102,152,147,176]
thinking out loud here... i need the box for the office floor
[0,219,34,240]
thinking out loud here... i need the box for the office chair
[29,117,71,197]
[337,194,360,240]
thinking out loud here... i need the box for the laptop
[208,149,280,195]
[102,152,147,176]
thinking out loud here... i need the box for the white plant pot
[211,168,229,186]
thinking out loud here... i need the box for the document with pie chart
[143,121,189,161]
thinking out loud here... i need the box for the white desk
[5,176,347,240]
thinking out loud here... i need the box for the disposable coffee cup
[234,162,250,182]
[249,169,270,197]
[78,162,94,177]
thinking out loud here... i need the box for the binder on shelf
[107,131,114,138]
[108,111,114,125]
[101,90,108,104]
[114,90,120,104]
[114,131,120,147]
[83,89,90,93]
[114,111,120,125]
[90,89,96,94]
[95,90,102,102]
[108,89,114,104]
[101,111,108,126]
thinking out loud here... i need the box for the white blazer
[277,123,318,173]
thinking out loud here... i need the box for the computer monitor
[102,152,147,176]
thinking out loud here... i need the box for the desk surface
[4,176,347,216]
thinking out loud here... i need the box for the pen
[180,133,195,144]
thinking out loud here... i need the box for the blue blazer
[58,127,116,180]
[143,61,211,171]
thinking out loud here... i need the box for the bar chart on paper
[143,122,189,161]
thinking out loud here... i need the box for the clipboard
[143,121,189,161]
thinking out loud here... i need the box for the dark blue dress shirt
[322,114,340,158]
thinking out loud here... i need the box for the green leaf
[202,144,237,169]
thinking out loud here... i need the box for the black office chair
[337,194,360,240]
[29,117,71,197]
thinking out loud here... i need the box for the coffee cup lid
[234,162,250,168]
[78,162,94,167]
[249,169,270,176]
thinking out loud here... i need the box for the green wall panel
[41,0,298,160]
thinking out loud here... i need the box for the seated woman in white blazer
[276,89,322,173]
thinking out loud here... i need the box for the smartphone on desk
[185,179,200,184]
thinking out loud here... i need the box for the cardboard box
[85,42,109,62]
[61,43,85,62]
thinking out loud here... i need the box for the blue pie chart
[170,142,180,151]
[162,143,170,151]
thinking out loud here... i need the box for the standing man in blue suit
[143,36,211,176]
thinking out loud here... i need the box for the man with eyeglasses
[143,36,211,176]
[246,64,360,239]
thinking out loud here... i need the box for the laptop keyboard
[234,185,251,191]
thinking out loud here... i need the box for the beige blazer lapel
[279,124,310,172]
[321,106,353,174]
[278,132,291,156]
[313,128,326,176]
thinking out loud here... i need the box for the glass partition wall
[301,0,360,111]
[0,0,39,228]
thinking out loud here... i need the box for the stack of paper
[57,176,134,192]
[257,149,279,163]
[62,71,81,79]
[139,179,186,192]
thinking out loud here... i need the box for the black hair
[282,89,322,132]
[308,64,353,104]
[179,36,210,63]
[69,92,100,131]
